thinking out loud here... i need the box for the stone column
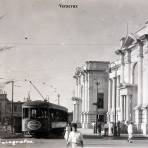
[129,95,133,121]
[143,36,148,106]
[135,40,143,131]
[137,40,143,107]
[123,96,126,121]
[108,79,112,112]
[84,73,87,127]
[112,78,115,111]
[141,36,148,135]
[127,50,131,83]
[110,78,115,122]
[126,95,131,121]
[87,72,89,112]
[117,76,120,108]
[141,107,148,135]
[116,76,120,121]
[120,52,125,84]
[120,95,123,121]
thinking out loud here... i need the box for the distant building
[0,90,23,124]
[108,22,148,135]
[0,91,11,123]
[73,61,109,128]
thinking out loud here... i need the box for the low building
[108,22,148,135]
[0,90,23,124]
[73,61,109,128]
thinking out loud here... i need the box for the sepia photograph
[0,0,148,147]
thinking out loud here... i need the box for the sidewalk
[0,131,23,139]
[78,128,148,140]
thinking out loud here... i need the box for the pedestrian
[66,123,83,148]
[127,121,133,143]
[104,121,109,136]
[97,122,102,136]
[110,122,114,135]
[117,121,121,136]
[64,123,71,142]
[108,122,113,136]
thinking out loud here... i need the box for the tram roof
[22,100,68,112]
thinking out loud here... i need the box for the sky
[0,0,148,111]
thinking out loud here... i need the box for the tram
[22,100,68,137]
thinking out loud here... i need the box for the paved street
[0,136,148,148]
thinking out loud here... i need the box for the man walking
[104,122,109,136]
[127,121,133,143]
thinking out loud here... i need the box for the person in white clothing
[127,121,133,143]
[64,123,71,142]
[67,123,83,148]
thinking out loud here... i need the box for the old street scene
[0,0,148,148]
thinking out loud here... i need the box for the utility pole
[5,80,14,133]
[11,81,14,133]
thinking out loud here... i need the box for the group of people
[97,121,134,143]
[64,123,83,148]
[97,121,120,136]
[64,121,134,147]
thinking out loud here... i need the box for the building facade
[0,91,11,123]
[0,90,23,124]
[73,61,109,128]
[108,23,148,135]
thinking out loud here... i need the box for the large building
[73,61,109,128]
[108,22,148,135]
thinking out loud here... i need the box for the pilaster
[134,106,142,133]
[127,49,131,83]
[137,40,143,107]
[120,52,125,83]
[112,78,115,112]
[141,106,148,135]
[126,95,131,121]
[120,95,124,121]
[108,79,112,112]
[117,76,120,108]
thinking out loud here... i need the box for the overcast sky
[0,0,148,111]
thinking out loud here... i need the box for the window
[31,108,37,118]
[23,108,29,118]
[98,115,104,122]
[39,108,48,118]
[30,108,48,119]
[49,109,67,122]
[97,93,104,109]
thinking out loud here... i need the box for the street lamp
[2,78,22,133]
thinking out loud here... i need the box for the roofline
[86,61,110,64]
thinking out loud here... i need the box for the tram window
[39,108,48,118]
[31,108,37,118]
[49,109,53,120]
[23,108,29,118]
[56,110,60,121]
